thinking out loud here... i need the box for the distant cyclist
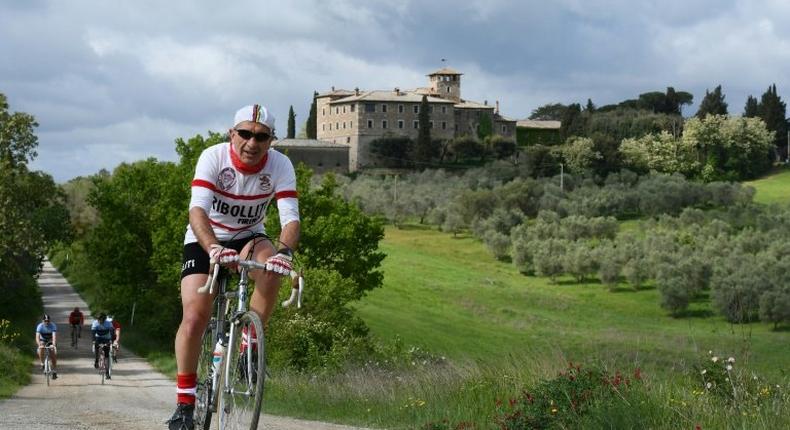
[35,314,58,380]
[91,313,115,378]
[69,307,84,338]
[107,315,121,362]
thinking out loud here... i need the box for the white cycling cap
[234,104,275,132]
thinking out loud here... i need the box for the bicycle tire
[99,349,106,385]
[218,311,265,430]
[194,318,217,430]
[44,355,51,387]
[107,345,113,379]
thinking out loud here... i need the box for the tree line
[338,164,790,328]
[0,94,71,348]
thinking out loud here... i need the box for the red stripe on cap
[252,104,259,122]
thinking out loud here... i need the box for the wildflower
[726,365,732,371]
[708,350,712,355]
[706,382,712,389]
[701,369,707,375]
[551,408,558,414]
[727,357,735,363]
[711,356,719,363]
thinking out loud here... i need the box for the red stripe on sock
[177,373,197,405]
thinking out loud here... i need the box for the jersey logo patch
[217,167,237,191]
[259,173,273,193]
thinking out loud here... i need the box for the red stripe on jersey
[209,219,260,231]
[275,190,298,199]
[192,179,272,200]
[229,144,268,174]
[191,179,216,190]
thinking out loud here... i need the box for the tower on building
[428,68,462,102]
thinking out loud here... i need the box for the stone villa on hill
[315,67,517,171]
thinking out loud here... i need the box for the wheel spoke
[219,311,264,430]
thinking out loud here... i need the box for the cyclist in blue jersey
[35,314,58,379]
[91,313,115,378]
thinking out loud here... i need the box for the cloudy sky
[3,0,790,182]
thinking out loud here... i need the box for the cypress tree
[744,95,759,117]
[758,84,787,159]
[287,105,296,139]
[306,91,318,139]
[413,95,434,163]
[695,85,728,118]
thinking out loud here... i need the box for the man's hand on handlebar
[209,244,239,267]
[265,251,293,275]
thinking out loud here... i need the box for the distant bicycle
[95,341,112,384]
[70,324,79,349]
[193,259,303,430]
[39,344,56,386]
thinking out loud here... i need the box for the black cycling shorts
[180,234,270,279]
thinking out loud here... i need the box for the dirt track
[0,261,370,430]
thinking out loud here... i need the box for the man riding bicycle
[35,314,58,380]
[108,315,121,362]
[91,313,115,378]
[69,307,84,338]
[167,104,300,430]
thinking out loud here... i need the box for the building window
[429,121,434,129]
[413,105,419,114]
[429,106,434,113]
[502,125,507,133]
[382,104,387,113]
[398,120,404,129]
[365,103,375,113]
[343,122,346,129]
[442,106,447,114]
[351,104,355,112]
[442,121,447,130]
[382,120,388,129]
[455,124,458,131]
[322,108,325,116]
[329,123,332,131]
[343,106,346,113]
[336,122,339,130]
[346,137,350,143]
[398,104,404,113]
[413,120,419,129]
[446,86,450,93]
[367,119,373,128]
[336,107,339,114]
[350,121,353,128]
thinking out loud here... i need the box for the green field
[356,226,789,379]
[745,167,790,205]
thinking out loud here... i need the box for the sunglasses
[235,129,271,141]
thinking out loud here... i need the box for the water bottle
[212,339,225,375]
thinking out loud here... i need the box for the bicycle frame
[196,258,303,429]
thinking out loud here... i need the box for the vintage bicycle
[95,341,113,384]
[39,344,56,386]
[193,257,303,430]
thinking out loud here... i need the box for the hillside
[745,167,790,205]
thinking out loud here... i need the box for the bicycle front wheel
[194,318,217,430]
[99,352,106,385]
[44,356,51,386]
[218,311,265,430]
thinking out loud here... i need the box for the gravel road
[0,261,371,430]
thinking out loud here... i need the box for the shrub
[494,363,643,429]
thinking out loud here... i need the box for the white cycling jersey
[184,142,300,244]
